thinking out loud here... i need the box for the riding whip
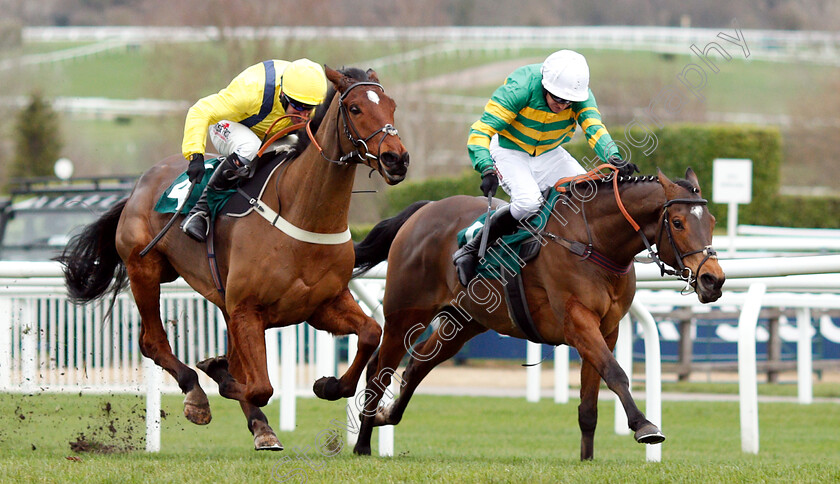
[477,193,493,259]
[139,180,197,257]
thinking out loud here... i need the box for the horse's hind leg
[307,289,382,401]
[374,317,486,428]
[126,254,211,425]
[353,308,435,456]
[565,297,664,456]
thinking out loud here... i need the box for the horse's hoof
[184,401,212,425]
[196,356,228,374]
[313,376,342,401]
[634,423,666,444]
[254,432,284,451]
[353,443,372,456]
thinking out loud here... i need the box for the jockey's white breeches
[490,135,585,220]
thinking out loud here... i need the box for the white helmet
[540,50,590,102]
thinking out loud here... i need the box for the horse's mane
[591,174,696,193]
[290,67,373,154]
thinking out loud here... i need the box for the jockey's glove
[187,153,205,183]
[480,171,499,198]
[609,155,640,177]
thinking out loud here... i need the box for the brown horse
[57,66,409,450]
[351,168,724,460]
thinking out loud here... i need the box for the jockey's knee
[509,196,541,221]
[232,143,259,163]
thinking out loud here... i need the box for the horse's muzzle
[696,272,724,303]
[379,151,409,184]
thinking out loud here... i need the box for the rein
[551,164,716,291]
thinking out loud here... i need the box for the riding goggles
[283,93,316,112]
[548,92,573,105]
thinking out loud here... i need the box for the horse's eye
[349,105,362,115]
[672,218,684,230]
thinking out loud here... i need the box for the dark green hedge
[380,124,838,229]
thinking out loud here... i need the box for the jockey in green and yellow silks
[455,50,639,287]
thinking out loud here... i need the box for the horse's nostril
[381,152,408,171]
[700,273,719,290]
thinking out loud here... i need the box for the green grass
[0,392,838,483]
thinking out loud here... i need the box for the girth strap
[503,272,548,345]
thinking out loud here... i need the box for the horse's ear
[324,65,351,92]
[657,168,673,189]
[685,167,701,192]
[366,68,380,83]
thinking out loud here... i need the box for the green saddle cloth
[153,158,237,217]
[456,190,562,280]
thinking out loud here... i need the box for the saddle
[154,149,297,219]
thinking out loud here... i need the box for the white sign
[713,158,753,204]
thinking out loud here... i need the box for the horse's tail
[353,200,431,278]
[56,198,129,304]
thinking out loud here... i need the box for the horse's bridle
[642,197,717,292]
[305,81,400,168]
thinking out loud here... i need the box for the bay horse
[57,66,409,450]
[351,168,725,460]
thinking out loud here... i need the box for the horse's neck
[269,101,356,233]
[574,181,665,264]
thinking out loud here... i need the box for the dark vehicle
[0,176,136,261]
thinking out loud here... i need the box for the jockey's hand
[609,155,639,177]
[480,171,499,198]
[187,153,205,183]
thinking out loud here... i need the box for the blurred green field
[0,391,838,483]
[2,36,837,198]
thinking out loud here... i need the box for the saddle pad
[153,151,292,218]
[456,190,561,280]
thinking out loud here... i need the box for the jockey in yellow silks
[180,58,327,242]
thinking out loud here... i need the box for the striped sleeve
[573,90,620,162]
[467,78,528,174]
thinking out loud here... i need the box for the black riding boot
[452,205,519,287]
[180,154,250,242]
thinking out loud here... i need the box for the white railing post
[0,298,11,391]
[378,377,397,457]
[144,357,162,452]
[346,334,361,447]
[265,328,281,402]
[614,315,633,436]
[526,342,541,402]
[553,345,569,404]
[21,302,36,393]
[280,326,296,431]
[315,329,336,382]
[796,308,813,404]
[738,283,766,454]
[630,301,663,463]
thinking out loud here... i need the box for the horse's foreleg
[127,256,210,425]
[564,297,665,448]
[225,299,273,408]
[353,308,434,456]
[307,289,382,401]
[375,317,486,428]
[578,354,602,460]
